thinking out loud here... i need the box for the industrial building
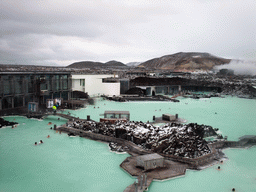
[162,114,178,121]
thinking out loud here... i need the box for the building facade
[72,74,120,96]
[0,72,72,111]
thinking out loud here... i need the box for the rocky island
[54,115,252,191]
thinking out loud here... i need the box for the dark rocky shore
[67,120,218,159]
[102,95,180,102]
[0,117,18,128]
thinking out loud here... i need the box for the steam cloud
[215,60,256,76]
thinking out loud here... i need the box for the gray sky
[0,0,256,66]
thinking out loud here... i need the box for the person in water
[40,140,43,144]
[47,135,50,138]
[35,142,37,145]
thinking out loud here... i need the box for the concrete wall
[208,141,225,149]
[144,158,163,170]
[120,79,130,94]
[72,74,120,97]
[72,79,84,92]
[160,145,219,167]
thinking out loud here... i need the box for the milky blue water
[1,97,256,192]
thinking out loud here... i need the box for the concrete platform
[121,156,188,179]
[121,156,188,191]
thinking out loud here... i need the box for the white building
[72,74,120,97]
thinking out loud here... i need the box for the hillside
[125,62,142,67]
[105,60,127,67]
[67,60,127,68]
[138,52,231,71]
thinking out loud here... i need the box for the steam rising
[216,60,256,76]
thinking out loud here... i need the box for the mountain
[105,60,127,67]
[67,60,127,68]
[125,62,142,67]
[138,52,231,71]
[67,61,103,68]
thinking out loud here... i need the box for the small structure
[46,99,54,109]
[217,68,234,76]
[162,114,178,121]
[136,153,164,170]
[100,111,130,123]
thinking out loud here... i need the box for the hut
[100,111,130,123]
[136,153,164,170]
[162,114,178,121]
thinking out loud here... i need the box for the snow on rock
[68,120,216,158]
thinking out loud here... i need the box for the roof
[0,71,71,75]
[137,153,163,161]
[163,114,175,117]
[104,111,130,115]
[239,135,256,140]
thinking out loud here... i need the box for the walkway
[121,156,188,192]
[171,92,183,99]
[124,175,153,192]
[55,113,79,120]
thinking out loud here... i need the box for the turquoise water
[1,97,256,191]
[0,116,133,192]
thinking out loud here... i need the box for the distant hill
[125,62,142,67]
[138,52,231,71]
[67,60,127,68]
[105,60,127,67]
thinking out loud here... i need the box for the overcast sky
[0,0,255,66]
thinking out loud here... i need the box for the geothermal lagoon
[1,96,256,192]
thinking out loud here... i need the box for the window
[80,79,85,86]
[3,76,12,95]
[14,76,23,94]
[40,83,48,90]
